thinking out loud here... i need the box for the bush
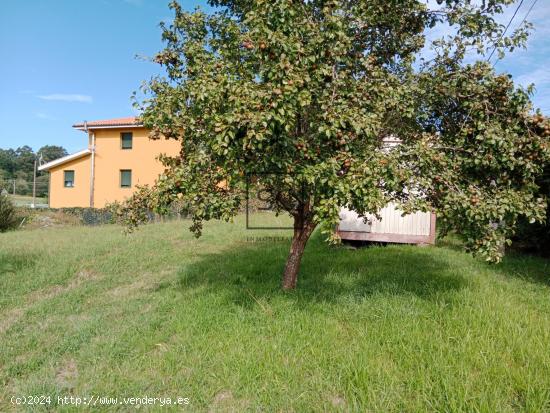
[0,194,18,232]
[59,207,115,226]
[513,165,550,257]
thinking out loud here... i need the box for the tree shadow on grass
[175,232,471,309]
[0,251,37,275]
[496,252,550,287]
[433,234,549,287]
[434,234,549,287]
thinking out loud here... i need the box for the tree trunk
[281,217,316,290]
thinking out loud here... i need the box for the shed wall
[338,204,436,244]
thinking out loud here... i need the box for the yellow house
[39,117,180,208]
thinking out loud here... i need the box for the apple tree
[117,0,549,290]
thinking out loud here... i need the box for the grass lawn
[8,195,48,207]
[1,213,549,412]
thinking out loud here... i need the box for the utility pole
[32,157,37,208]
[13,179,15,195]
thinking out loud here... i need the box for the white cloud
[37,94,93,103]
[35,112,56,120]
[516,68,550,113]
[517,68,550,88]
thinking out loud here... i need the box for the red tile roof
[72,117,142,129]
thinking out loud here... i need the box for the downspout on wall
[85,121,96,208]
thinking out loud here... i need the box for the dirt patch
[0,269,101,335]
[55,358,78,389]
[108,269,176,298]
[65,314,92,326]
[330,395,347,409]
[28,269,102,302]
[108,278,150,298]
[147,342,171,358]
[0,308,24,335]
[75,269,96,280]
[29,285,66,302]
[208,390,249,413]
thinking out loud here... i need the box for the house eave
[38,149,92,171]
[73,123,144,131]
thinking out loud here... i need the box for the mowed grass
[8,195,48,207]
[1,213,549,412]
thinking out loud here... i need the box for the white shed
[338,204,436,244]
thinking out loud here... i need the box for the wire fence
[0,179,49,208]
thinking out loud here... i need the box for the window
[64,170,75,188]
[120,170,132,188]
[121,132,133,149]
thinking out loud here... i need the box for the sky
[0,0,548,154]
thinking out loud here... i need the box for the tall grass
[0,213,549,411]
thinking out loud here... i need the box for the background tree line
[0,145,67,197]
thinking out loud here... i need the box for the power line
[493,0,539,67]
[434,0,535,145]
[454,1,527,139]
[459,0,528,131]
[487,0,525,63]
[515,0,539,31]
